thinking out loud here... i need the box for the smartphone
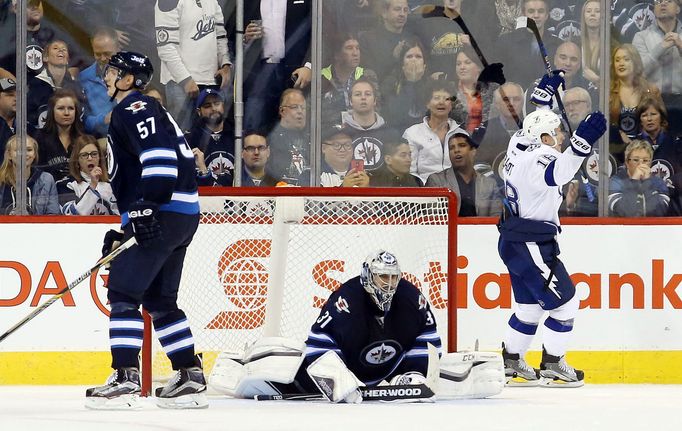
[350,159,364,172]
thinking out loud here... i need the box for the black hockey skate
[155,355,208,409]
[85,367,142,410]
[539,347,585,388]
[502,344,540,387]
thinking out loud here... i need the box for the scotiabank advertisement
[0,220,681,384]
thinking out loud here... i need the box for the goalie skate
[85,367,142,410]
[502,344,540,387]
[539,348,584,388]
[155,356,208,409]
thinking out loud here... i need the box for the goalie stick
[256,344,440,403]
[420,5,522,129]
[0,237,137,344]
[254,383,435,402]
[515,16,573,136]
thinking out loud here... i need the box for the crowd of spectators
[0,0,681,217]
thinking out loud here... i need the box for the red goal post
[141,187,458,394]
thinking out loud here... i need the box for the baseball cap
[449,128,479,148]
[195,88,224,109]
[322,123,352,142]
[0,78,16,92]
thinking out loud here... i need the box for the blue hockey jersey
[106,91,199,223]
[299,276,441,386]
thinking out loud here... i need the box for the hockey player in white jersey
[498,71,606,387]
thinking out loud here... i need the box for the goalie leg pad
[306,351,363,403]
[438,351,505,399]
[209,337,306,398]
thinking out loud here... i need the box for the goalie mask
[361,250,401,312]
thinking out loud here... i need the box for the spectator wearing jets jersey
[187,88,235,187]
[426,130,502,217]
[297,125,370,188]
[61,134,118,215]
[498,71,607,387]
[608,139,670,217]
[402,79,461,184]
[155,0,232,132]
[266,88,311,185]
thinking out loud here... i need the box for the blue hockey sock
[109,308,144,369]
[152,310,196,370]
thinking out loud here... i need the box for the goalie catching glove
[127,200,162,247]
[530,70,565,108]
[570,111,607,157]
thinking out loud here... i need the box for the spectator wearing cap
[425,131,502,217]
[266,89,311,185]
[186,88,235,187]
[241,132,280,186]
[79,27,119,138]
[155,0,232,132]
[0,78,17,164]
[369,139,422,187]
[298,126,369,187]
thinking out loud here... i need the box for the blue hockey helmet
[106,51,154,91]
[361,250,401,312]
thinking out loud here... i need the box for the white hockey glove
[389,371,427,386]
[307,351,363,403]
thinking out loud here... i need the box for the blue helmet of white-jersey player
[361,250,402,312]
[523,109,563,148]
[106,51,154,91]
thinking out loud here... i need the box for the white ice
[0,385,680,431]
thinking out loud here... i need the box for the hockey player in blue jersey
[85,51,207,410]
[498,71,607,387]
[209,250,505,403]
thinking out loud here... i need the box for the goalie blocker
[208,337,505,402]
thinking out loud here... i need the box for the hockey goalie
[209,250,504,403]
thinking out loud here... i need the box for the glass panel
[609,0,680,216]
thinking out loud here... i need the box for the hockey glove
[128,200,162,248]
[477,63,506,85]
[571,111,607,157]
[530,70,565,108]
[101,229,124,257]
[389,371,427,386]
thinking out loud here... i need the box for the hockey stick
[515,16,573,135]
[256,344,440,403]
[0,237,137,344]
[254,383,435,402]
[420,5,523,129]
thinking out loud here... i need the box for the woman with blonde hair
[581,0,601,86]
[61,134,118,215]
[609,44,661,162]
[0,135,60,214]
[608,139,670,217]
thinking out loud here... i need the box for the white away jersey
[502,130,585,226]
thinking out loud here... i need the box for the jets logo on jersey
[352,137,384,170]
[106,136,118,180]
[362,340,400,365]
[335,296,350,314]
[125,101,148,114]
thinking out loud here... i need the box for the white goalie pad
[307,351,363,403]
[437,351,505,399]
[208,337,305,398]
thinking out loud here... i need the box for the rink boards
[0,219,681,384]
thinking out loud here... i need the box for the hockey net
[141,187,457,395]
